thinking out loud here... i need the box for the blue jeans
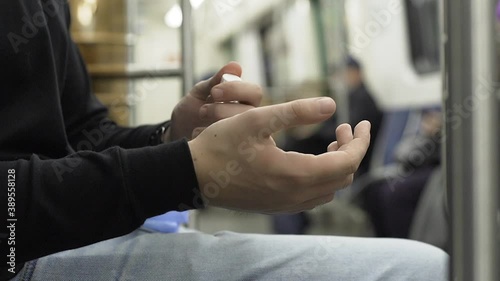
[13,229,448,281]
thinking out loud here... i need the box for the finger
[338,121,371,152]
[327,141,339,152]
[316,121,370,177]
[190,62,242,100]
[241,97,336,137]
[355,120,371,139]
[199,103,255,121]
[192,127,207,139]
[210,82,263,106]
[336,124,353,148]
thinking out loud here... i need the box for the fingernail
[199,106,208,119]
[318,98,335,115]
[211,88,223,100]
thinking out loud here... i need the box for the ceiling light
[190,0,205,10]
[164,4,183,29]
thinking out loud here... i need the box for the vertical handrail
[126,0,138,125]
[181,0,194,96]
[470,0,500,280]
[443,0,500,280]
[180,0,199,230]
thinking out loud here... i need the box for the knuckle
[234,104,253,115]
[342,175,354,189]
[343,152,359,175]
[193,81,204,91]
[212,107,224,120]
[244,108,260,120]
[252,84,263,97]
[290,101,304,119]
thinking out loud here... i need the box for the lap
[14,229,449,281]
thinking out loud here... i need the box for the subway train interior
[65,0,498,279]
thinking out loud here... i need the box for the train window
[405,0,440,74]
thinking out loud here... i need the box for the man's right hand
[188,97,371,214]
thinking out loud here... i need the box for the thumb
[191,62,242,99]
[240,97,336,137]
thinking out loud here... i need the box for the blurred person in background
[345,56,383,176]
[363,109,442,239]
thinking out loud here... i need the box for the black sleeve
[0,0,202,268]
[0,140,201,264]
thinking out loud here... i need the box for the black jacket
[0,0,200,270]
[348,83,383,175]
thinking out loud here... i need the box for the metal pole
[180,0,199,230]
[181,0,194,96]
[443,0,500,280]
[126,0,138,125]
[470,1,500,280]
[442,1,474,279]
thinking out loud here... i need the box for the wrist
[187,139,210,205]
[149,122,171,145]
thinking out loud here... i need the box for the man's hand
[167,62,263,141]
[188,97,371,214]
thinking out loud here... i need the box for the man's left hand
[166,62,263,142]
